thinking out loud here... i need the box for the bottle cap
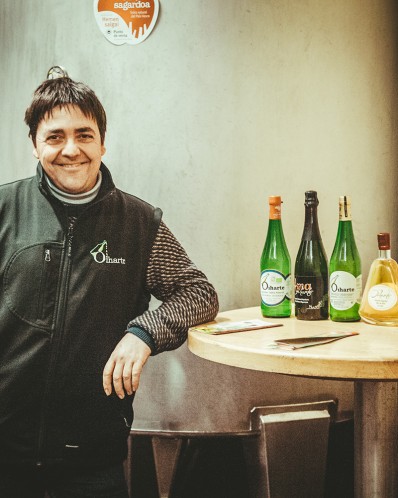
[304,190,319,206]
[268,196,282,219]
[378,232,390,250]
[268,196,282,205]
[339,195,352,219]
[339,195,351,204]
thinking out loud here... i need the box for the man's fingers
[103,358,116,396]
[131,360,144,392]
[103,356,138,398]
[122,361,134,396]
[112,361,125,399]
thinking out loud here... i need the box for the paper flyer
[272,330,359,350]
[192,319,283,335]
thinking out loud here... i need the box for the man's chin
[54,181,92,195]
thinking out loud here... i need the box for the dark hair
[24,77,107,144]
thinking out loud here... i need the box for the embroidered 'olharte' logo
[90,240,126,264]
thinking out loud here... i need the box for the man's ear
[101,144,106,156]
[33,148,39,159]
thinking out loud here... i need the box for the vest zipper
[37,248,52,320]
[36,231,73,465]
[67,217,77,258]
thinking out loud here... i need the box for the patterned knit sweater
[128,221,219,354]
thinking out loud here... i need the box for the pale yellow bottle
[359,233,398,326]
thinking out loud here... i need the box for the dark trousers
[0,462,129,498]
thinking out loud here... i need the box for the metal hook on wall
[47,66,69,79]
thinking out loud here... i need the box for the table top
[188,307,398,380]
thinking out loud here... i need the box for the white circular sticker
[368,284,398,311]
[260,270,290,306]
[330,271,361,310]
[94,0,159,45]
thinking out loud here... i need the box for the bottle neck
[266,201,285,247]
[336,219,354,238]
[266,218,284,240]
[379,249,391,259]
[302,205,321,240]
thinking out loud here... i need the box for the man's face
[33,105,106,194]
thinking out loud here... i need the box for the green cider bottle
[329,196,362,321]
[260,196,292,318]
[294,191,329,320]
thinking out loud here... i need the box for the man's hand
[103,334,151,398]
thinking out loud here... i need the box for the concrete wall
[1,0,398,429]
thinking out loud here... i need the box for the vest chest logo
[90,240,126,265]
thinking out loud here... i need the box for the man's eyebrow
[76,127,96,134]
[45,128,64,135]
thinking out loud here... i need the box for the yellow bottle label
[367,284,398,310]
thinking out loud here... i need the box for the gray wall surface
[1,0,398,431]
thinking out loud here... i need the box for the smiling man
[33,105,105,194]
[0,74,218,497]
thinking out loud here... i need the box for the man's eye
[46,135,63,144]
[78,134,94,142]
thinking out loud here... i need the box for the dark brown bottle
[294,191,329,320]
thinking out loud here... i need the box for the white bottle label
[367,284,398,310]
[330,271,362,310]
[261,270,291,306]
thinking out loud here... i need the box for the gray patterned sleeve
[127,221,219,354]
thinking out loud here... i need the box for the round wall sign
[94,0,159,45]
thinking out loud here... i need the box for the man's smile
[55,162,89,167]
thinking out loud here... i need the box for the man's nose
[62,138,80,157]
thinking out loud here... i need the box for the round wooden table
[188,307,398,498]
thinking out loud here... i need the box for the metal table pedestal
[354,381,398,498]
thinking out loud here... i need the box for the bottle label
[330,271,362,310]
[261,270,291,306]
[295,275,328,318]
[367,284,398,310]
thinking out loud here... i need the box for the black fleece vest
[0,163,162,467]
